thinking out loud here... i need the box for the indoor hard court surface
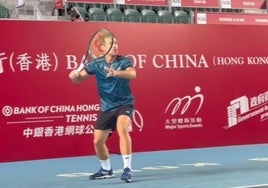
[1,144,268,188]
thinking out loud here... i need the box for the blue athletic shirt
[85,55,134,112]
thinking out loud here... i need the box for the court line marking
[249,158,268,161]
[231,184,268,188]
[56,164,219,178]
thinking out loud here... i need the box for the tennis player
[68,32,136,183]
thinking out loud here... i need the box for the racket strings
[76,29,113,73]
[89,30,113,58]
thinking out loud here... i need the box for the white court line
[231,184,268,188]
[249,158,268,161]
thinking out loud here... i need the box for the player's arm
[106,67,136,79]
[69,69,89,83]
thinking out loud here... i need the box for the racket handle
[76,63,85,73]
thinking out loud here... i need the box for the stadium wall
[0,20,268,162]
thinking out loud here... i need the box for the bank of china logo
[165,86,204,115]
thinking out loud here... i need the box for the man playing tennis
[68,31,136,183]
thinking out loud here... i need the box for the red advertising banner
[171,0,219,7]
[220,0,266,9]
[1,21,268,162]
[67,0,167,6]
[195,12,268,25]
[54,0,64,9]
[119,0,168,6]
[66,0,113,3]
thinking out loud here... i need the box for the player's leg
[117,115,132,156]
[89,129,114,180]
[93,129,111,160]
[89,110,117,180]
[117,114,133,183]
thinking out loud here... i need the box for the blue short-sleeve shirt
[85,56,134,112]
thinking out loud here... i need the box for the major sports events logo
[164,86,204,130]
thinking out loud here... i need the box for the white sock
[122,154,132,170]
[100,158,111,170]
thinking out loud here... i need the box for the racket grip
[76,63,85,73]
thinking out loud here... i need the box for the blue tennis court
[1,144,268,188]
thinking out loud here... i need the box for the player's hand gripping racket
[76,29,114,74]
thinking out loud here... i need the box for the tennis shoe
[120,167,132,183]
[89,168,114,180]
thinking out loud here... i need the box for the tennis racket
[76,29,114,73]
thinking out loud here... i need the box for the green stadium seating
[106,8,123,22]
[173,10,190,24]
[89,7,106,21]
[157,10,173,23]
[124,9,141,22]
[141,9,158,23]
[0,5,10,18]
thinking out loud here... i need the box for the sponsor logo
[196,13,207,24]
[164,86,204,130]
[226,90,268,128]
[165,86,204,115]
